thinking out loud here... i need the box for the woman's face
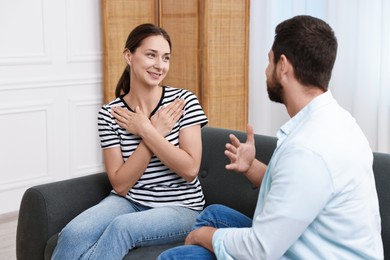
[125,35,171,88]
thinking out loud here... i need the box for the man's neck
[285,86,325,117]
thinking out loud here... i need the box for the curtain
[249,0,390,153]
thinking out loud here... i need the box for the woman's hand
[151,98,185,136]
[111,98,201,183]
[111,98,184,137]
[111,106,151,136]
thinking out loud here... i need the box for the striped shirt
[98,86,208,210]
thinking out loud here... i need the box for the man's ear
[278,54,293,78]
[279,54,288,73]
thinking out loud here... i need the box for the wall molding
[65,0,102,63]
[0,100,54,192]
[0,0,104,214]
[0,54,52,66]
[72,165,106,177]
[0,0,51,66]
[0,176,54,192]
[67,52,103,63]
[0,75,102,91]
[68,96,105,177]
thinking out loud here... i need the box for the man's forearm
[185,226,217,252]
[244,159,267,187]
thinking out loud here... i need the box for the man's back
[157,15,384,260]
[257,91,383,259]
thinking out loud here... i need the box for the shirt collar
[276,90,335,146]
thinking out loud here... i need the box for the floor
[0,212,18,260]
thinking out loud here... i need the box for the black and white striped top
[98,86,208,210]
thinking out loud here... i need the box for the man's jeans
[158,204,253,259]
[52,194,200,260]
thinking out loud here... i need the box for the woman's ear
[123,49,132,65]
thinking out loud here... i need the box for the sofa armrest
[16,172,112,260]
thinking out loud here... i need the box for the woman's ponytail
[115,65,130,97]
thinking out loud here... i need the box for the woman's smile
[148,71,162,80]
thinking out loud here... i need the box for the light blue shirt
[212,91,383,259]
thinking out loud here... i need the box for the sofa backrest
[373,152,390,258]
[199,127,277,217]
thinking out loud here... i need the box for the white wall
[249,0,390,154]
[0,0,104,215]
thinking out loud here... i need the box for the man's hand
[225,124,256,173]
[185,226,217,253]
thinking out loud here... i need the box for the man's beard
[266,71,284,104]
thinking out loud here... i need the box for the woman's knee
[58,220,92,245]
[106,215,131,234]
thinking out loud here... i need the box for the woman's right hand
[151,98,185,136]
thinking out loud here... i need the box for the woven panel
[203,0,249,130]
[101,0,249,131]
[160,0,200,97]
[102,0,156,103]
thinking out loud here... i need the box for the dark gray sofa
[16,126,390,259]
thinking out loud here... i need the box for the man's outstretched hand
[225,124,256,174]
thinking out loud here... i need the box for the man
[158,15,383,259]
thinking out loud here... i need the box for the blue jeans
[157,204,253,260]
[52,194,200,260]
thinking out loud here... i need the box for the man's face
[265,50,284,104]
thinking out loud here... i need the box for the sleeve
[97,105,120,149]
[212,229,235,260]
[179,90,208,129]
[212,146,334,259]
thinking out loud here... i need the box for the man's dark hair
[272,15,337,91]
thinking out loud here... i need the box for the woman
[52,23,208,260]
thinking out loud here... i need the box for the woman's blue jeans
[52,194,200,260]
[157,204,253,260]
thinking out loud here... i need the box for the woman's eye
[147,53,155,58]
[163,56,170,62]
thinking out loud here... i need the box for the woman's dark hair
[115,23,172,97]
[272,15,337,91]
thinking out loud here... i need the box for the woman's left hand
[151,98,184,137]
[111,106,151,136]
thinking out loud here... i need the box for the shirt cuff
[212,228,233,259]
